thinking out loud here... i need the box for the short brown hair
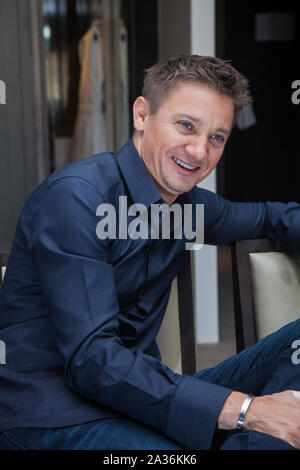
[142,55,252,122]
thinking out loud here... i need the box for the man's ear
[132,96,150,132]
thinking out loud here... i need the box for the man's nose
[184,137,208,163]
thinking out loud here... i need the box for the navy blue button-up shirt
[1,140,300,449]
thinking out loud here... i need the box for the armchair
[231,239,300,352]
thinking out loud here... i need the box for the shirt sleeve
[195,187,300,251]
[29,177,232,450]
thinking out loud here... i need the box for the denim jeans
[1,318,299,450]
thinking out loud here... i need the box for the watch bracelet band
[236,394,254,432]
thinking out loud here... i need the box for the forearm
[217,391,248,430]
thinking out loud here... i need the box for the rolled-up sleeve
[27,177,232,449]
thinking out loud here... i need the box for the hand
[218,390,300,449]
[244,390,300,449]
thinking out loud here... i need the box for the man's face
[133,81,234,204]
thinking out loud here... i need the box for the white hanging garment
[70,20,106,161]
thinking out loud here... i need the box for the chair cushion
[156,278,182,374]
[249,252,300,340]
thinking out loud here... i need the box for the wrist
[236,394,254,431]
[242,395,267,432]
[218,391,249,430]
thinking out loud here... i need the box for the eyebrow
[177,114,231,136]
[215,127,231,136]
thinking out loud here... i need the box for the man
[0,55,300,450]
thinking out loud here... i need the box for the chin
[166,182,193,196]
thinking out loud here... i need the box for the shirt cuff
[166,374,233,449]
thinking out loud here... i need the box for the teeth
[173,157,197,170]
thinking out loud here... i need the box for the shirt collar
[116,139,163,208]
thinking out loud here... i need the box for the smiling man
[1,55,300,451]
[132,82,233,204]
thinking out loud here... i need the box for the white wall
[190,0,219,343]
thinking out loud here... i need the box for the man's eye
[210,134,225,145]
[178,121,194,131]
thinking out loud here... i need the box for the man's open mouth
[172,156,198,171]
